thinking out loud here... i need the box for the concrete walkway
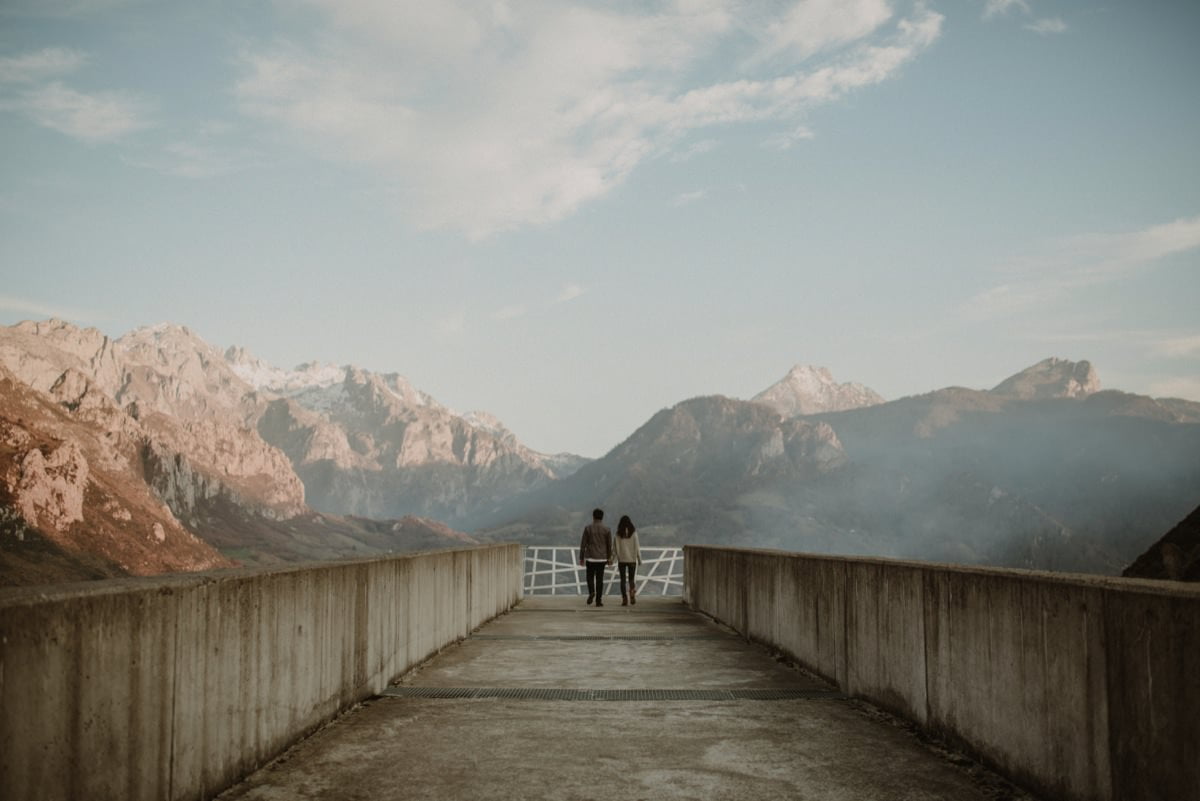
[217,597,1035,801]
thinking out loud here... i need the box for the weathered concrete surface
[217,597,1035,801]
[0,545,522,801]
[685,546,1200,801]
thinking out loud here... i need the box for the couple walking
[578,508,641,607]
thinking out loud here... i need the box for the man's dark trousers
[586,562,607,603]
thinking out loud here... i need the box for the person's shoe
[586,594,594,605]
[621,594,628,606]
[596,598,604,606]
[630,588,636,605]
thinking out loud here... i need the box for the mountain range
[474,358,1200,575]
[225,346,586,524]
[2,319,1198,584]
[0,320,527,584]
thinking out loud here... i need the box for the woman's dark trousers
[618,562,636,598]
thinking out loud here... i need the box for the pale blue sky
[2,0,1198,457]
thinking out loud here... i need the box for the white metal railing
[523,546,683,596]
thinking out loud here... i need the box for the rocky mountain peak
[117,323,222,363]
[226,345,346,395]
[115,324,252,420]
[13,318,110,355]
[752,364,885,417]
[610,395,847,478]
[991,357,1100,400]
[2,318,123,393]
[223,344,271,381]
[463,411,508,436]
[377,372,433,409]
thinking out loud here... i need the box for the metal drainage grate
[511,607,689,613]
[470,634,727,641]
[383,687,478,699]
[731,688,844,700]
[380,687,844,702]
[595,689,729,701]
[510,608,589,613]
[382,687,592,700]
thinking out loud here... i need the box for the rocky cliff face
[111,325,307,519]
[0,319,124,394]
[227,344,587,524]
[115,324,255,419]
[991,357,1100,400]
[0,363,232,583]
[12,440,89,534]
[0,321,307,522]
[752,365,884,417]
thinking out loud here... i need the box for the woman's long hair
[617,515,636,539]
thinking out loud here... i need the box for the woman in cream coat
[614,515,642,606]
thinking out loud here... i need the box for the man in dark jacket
[579,508,614,606]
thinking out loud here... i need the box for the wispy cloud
[235,1,942,237]
[983,0,1031,19]
[963,214,1200,320]
[491,304,526,322]
[1152,334,1200,359]
[436,310,466,336]
[1147,377,1200,402]
[670,139,718,163]
[0,48,150,142]
[130,141,238,178]
[1026,17,1067,35]
[488,288,584,324]
[982,0,1066,34]
[0,294,91,321]
[757,0,894,62]
[19,81,150,141]
[1015,328,1200,361]
[762,124,815,151]
[0,0,145,18]
[124,128,258,178]
[554,284,586,304]
[671,189,707,207]
[0,47,86,83]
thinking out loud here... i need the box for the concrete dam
[0,544,1195,800]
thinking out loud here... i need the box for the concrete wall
[0,544,523,801]
[685,546,1200,801]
